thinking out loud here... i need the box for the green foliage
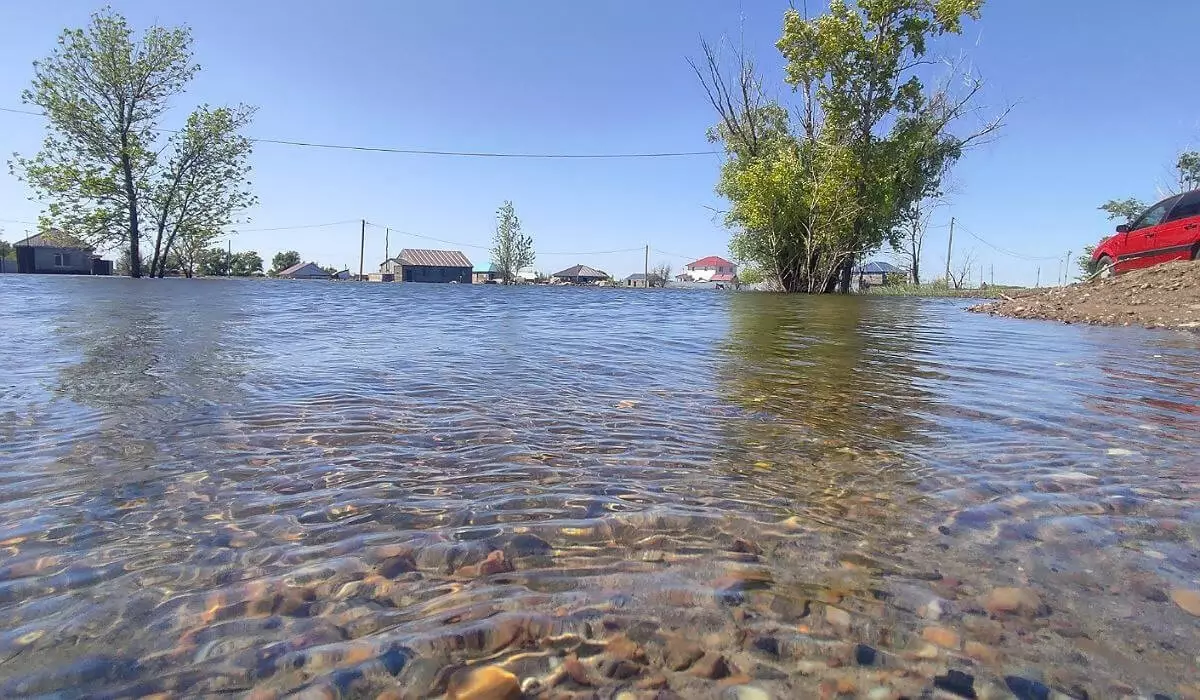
[0,240,12,260]
[1075,244,1096,280]
[230,251,263,277]
[11,9,254,279]
[197,248,259,277]
[1098,198,1146,223]
[196,247,230,277]
[736,265,765,286]
[147,105,257,278]
[271,250,302,275]
[699,0,990,293]
[489,201,534,285]
[1176,151,1200,192]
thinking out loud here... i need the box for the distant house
[278,261,330,279]
[13,230,111,275]
[380,248,472,283]
[552,264,609,285]
[853,261,902,287]
[625,273,649,288]
[678,255,737,282]
[473,263,500,284]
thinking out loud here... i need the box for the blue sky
[1,1,1198,285]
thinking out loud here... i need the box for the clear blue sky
[1,1,1198,285]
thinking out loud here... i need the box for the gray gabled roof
[14,229,90,249]
[278,261,327,277]
[553,264,608,279]
[853,261,901,274]
[398,248,472,268]
[626,273,647,281]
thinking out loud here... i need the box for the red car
[1092,189,1200,278]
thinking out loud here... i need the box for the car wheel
[1096,255,1115,280]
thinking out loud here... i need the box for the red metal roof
[686,255,733,269]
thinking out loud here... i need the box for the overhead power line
[237,220,358,232]
[956,223,1059,261]
[0,106,719,160]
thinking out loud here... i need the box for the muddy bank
[969,260,1200,330]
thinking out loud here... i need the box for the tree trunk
[120,152,141,278]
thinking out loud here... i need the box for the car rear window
[1166,191,1200,221]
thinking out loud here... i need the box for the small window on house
[54,253,70,267]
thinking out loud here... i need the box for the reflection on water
[0,277,1197,699]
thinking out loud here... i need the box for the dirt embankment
[969,260,1200,330]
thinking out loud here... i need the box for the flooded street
[0,277,1197,699]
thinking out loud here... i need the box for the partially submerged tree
[649,262,672,287]
[695,0,1003,293]
[11,9,253,278]
[490,201,534,285]
[146,105,256,278]
[271,250,302,275]
[229,250,263,277]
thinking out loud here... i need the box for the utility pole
[945,216,955,284]
[1065,250,1072,285]
[990,264,994,286]
[1036,266,1040,288]
[644,244,649,288]
[359,219,366,281]
[385,228,390,263]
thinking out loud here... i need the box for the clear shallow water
[0,277,1196,699]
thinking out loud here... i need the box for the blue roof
[473,263,499,273]
[853,261,901,274]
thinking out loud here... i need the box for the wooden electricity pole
[359,219,366,281]
[945,217,955,284]
[644,245,649,288]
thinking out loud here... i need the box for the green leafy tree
[1174,151,1200,193]
[1075,244,1096,280]
[321,265,339,276]
[489,201,534,285]
[146,105,257,277]
[1098,197,1147,224]
[229,250,263,276]
[0,240,12,260]
[271,250,302,275]
[11,9,198,278]
[695,0,1001,293]
[196,247,230,276]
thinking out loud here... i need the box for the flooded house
[677,255,737,283]
[854,260,902,287]
[277,262,331,279]
[380,249,472,283]
[13,230,112,275]
[551,264,609,285]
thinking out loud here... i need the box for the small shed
[381,249,472,283]
[625,273,649,288]
[473,263,500,284]
[278,262,330,279]
[552,264,609,285]
[853,261,902,287]
[13,230,107,275]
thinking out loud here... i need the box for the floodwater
[0,277,1197,699]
